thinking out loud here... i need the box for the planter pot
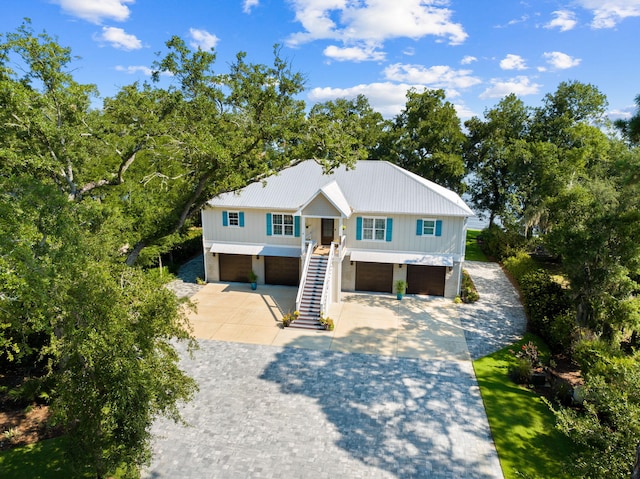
[250,282,257,290]
[397,293,404,300]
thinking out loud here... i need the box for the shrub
[509,357,533,384]
[480,225,528,260]
[460,269,479,303]
[548,311,576,352]
[503,251,538,283]
[519,270,570,351]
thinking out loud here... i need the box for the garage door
[265,256,300,286]
[219,254,252,282]
[407,265,446,296]
[355,262,393,293]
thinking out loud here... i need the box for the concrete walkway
[144,256,526,479]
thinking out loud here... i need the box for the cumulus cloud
[383,63,481,96]
[189,28,219,50]
[54,0,134,24]
[480,76,541,99]
[287,0,467,53]
[243,0,259,14]
[115,65,153,75]
[543,51,581,69]
[575,0,640,28]
[324,44,385,62]
[309,82,417,118]
[115,65,173,76]
[545,10,578,31]
[95,26,142,50]
[461,55,477,65]
[500,54,527,70]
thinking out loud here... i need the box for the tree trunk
[125,241,146,267]
[632,443,640,479]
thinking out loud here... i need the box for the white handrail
[338,234,347,260]
[319,242,335,315]
[296,240,316,311]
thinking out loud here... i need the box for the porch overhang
[349,250,454,267]
[209,243,301,258]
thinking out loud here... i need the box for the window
[272,213,294,236]
[422,219,436,236]
[363,217,386,241]
[228,211,240,227]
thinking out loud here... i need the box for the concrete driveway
[185,283,470,361]
[143,259,526,478]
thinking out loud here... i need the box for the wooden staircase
[291,255,327,330]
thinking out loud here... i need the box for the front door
[321,218,334,245]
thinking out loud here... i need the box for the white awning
[349,250,454,267]
[209,243,301,258]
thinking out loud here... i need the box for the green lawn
[473,334,574,479]
[0,437,79,479]
[466,229,489,262]
[0,437,123,479]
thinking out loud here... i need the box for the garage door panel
[407,265,445,296]
[219,254,252,282]
[355,262,393,293]
[265,256,300,286]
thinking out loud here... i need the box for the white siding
[302,194,341,217]
[343,214,465,256]
[203,207,300,248]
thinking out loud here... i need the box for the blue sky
[2,0,639,122]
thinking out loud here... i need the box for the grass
[0,437,124,479]
[465,229,490,262]
[473,333,575,479]
[0,437,79,479]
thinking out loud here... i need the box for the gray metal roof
[207,160,473,217]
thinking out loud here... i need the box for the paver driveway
[143,259,525,478]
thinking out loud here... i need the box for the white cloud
[287,0,467,51]
[545,10,577,31]
[383,63,481,97]
[500,54,527,70]
[324,44,385,62]
[309,82,417,118]
[575,0,640,28]
[115,65,173,76]
[543,51,581,69]
[461,55,477,65]
[54,0,134,24]
[243,0,260,14]
[479,76,541,99]
[95,26,142,50]
[608,107,633,121]
[115,65,153,75]
[189,28,219,50]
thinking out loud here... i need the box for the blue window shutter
[416,219,423,236]
[239,212,245,227]
[435,220,442,237]
[386,218,393,242]
[356,217,362,240]
[294,216,301,237]
[222,211,228,227]
[266,213,272,236]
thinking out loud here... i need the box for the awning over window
[349,250,454,267]
[209,243,301,258]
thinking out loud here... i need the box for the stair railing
[319,242,335,316]
[296,240,315,312]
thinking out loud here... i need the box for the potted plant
[248,270,258,290]
[395,280,408,300]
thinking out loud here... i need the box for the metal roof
[207,160,473,217]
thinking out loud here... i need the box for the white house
[201,160,473,328]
